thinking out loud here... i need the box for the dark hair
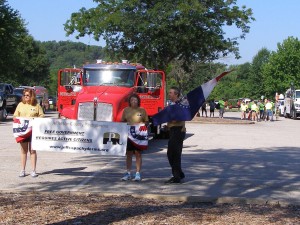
[22,88,38,105]
[170,86,180,97]
[128,93,141,107]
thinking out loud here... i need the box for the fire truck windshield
[83,69,134,87]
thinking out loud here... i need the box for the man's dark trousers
[167,126,186,180]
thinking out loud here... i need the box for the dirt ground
[0,192,299,225]
[191,113,253,124]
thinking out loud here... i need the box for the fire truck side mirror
[65,85,73,93]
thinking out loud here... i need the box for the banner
[13,117,33,143]
[128,124,148,150]
[31,118,128,156]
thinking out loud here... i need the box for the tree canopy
[0,0,50,87]
[64,0,254,71]
[0,0,27,82]
[262,37,300,97]
[39,41,105,95]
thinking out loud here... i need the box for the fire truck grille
[78,102,113,121]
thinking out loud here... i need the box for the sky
[6,0,300,65]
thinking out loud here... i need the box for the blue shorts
[267,109,273,116]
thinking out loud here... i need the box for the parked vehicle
[243,98,251,104]
[59,59,166,137]
[34,86,49,113]
[227,99,240,109]
[276,93,285,116]
[284,87,300,119]
[0,83,22,120]
[48,96,57,110]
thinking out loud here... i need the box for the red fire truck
[59,60,166,136]
[57,68,82,115]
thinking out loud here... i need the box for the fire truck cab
[57,68,83,115]
[59,60,166,136]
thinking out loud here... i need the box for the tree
[209,62,254,100]
[0,1,50,88]
[17,37,50,87]
[262,37,300,98]
[64,0,254,71]
[0,0,28,82]
[39,41,105,95]
[248,48,270,99]
[166,59,227,95]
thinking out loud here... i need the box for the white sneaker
[31,171,38,177]
[133,172,141,181]
[121,172,131,181]
[19,170,25,177]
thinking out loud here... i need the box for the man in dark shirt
[165,87,186,184]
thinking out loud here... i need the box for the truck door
[57,68,82,114]
[135,70,166,117]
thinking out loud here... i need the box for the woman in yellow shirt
[13,88,44,177]
[240,101,248,120]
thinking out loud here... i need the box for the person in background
[258,100,265,120]
[240,101,248,120]
[271,100,276,120]
[251,101,259,121]
[237,99,241,109]
[121,94,149,181]
[165,87,186,184]
[247,100,253,120]
[218,98,225,118]
[209,100,216,117]
[13,88,44,177]
[201,101,207,117]
[265,99,274,121]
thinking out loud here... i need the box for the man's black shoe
[164,177,181,184]
[180,172,185,179]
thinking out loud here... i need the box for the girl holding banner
[121,94,149,181]
[13,88,44,177]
